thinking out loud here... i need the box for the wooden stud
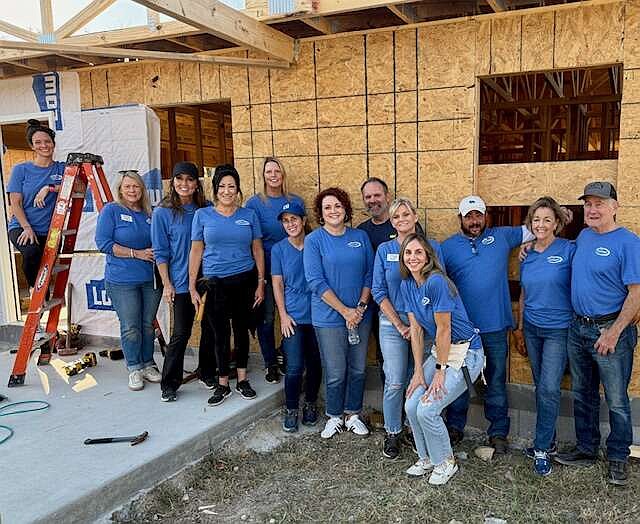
[55,0,117,40]
[40,0,54,36]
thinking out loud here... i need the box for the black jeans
[9,227,48,288]
[161,292,217,393]
[203,268,257,378]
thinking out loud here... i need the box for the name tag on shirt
[387,253,399,262]
[120,214,133,222]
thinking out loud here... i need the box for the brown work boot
[489,435,509,455]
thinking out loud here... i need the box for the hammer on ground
[84,431,148,446]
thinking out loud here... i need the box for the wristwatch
[357,301,368,311]
[435,362,447,370]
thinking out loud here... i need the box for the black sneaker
[448,427,464,447]
[554,447,597,467]
[199,377,217,390]
[283,409,299,432]
[208,384,232,406]
[524,442,558,459]
[489,435,509,455]
[302,402,319,426]
[161,389,177,402]
[608,460,629,486]
[383,433,401,459]
[236,380,257,400]
[265,365,281,384]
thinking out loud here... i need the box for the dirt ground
[111,412,640,524]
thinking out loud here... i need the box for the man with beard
[441,196,535,453]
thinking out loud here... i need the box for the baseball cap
[578,181,617,201]
[172,161,199,179]
[458,195,486,216]
[277,201,306,221]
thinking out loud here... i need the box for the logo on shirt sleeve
[386,253,399,262]
[421,297,431,306]
[595,247,611,257]
[120,214,133,222]
[481,236,495,245]
[546,256,564,264]
[347,241,362,248]
[235,219,251,226]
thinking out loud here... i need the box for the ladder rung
[41,298,63,312]
[33,332,56,349]
[58,253,73,259]
[52,264,70,274]
[62,229,78,236]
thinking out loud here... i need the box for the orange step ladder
[8,153,167,387]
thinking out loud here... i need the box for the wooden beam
[166,37,204,52]
[55,0,117,40]
[3,60,43,72]
[262,0,420,21]
[387,5,417,24]
[0,39,289,69]
[0,20,40,42]
[300,17,334,35]
[147,7,161,29]
[130,0,294,62]
[40,0,55,35]
[486,0,509,12]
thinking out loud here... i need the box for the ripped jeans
[379,312,413,434]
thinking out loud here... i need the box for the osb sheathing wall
[76,0,640,394]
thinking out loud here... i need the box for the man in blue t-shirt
[554,182,640,487]
[442,195,534,453]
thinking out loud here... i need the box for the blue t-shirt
[152,202,203,294]
[245,194,305,270]
[442,226,524,333]
[520,238,575,329]
[271,238,311,324]
[571,227,640,317]
[7,161,65,235]
[401,273,481,350]
[191,206,262,278]
[372,238,445,314]
[303,227,374,328]
[95,202,154,285]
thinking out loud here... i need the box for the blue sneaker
[533,450,552,477]
[283,409,299,432]
[524,442,558,459]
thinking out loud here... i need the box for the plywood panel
[90,69,109,107]
[366,32,394,94]
[628,347,640,397]
[233,132,252,159]
[252,131,273,158]
[77,71,92,109]
[419,119,473,151]
[418,149,473,208]
[491,16,521,75]
[180,62,202,103]
[219,50,249,106]
[425,208,459,241]
[395,152,418,203]
[616,139,640,206]
[395,28,417,92]
[622,69,640,104]
[142,62,181,106]
[271,100,317,130]
[315,35,365,98]
[475,20,491,77]
[317,96,366,127]
[367,154,395,188]
[282,155,319,208]
[231,105,251,133]
[368,124,394,153]
[248,52,271,104]
[395,91,417,123]
[478,166,543,206]
[199,63,221,102]
[418,87,474,121]
[616,206,640,236]
[624,0,640,69]
[250,104,272,132]
[419,22,476,89]
[554,3,624,68]
[319,154,367,205]
[270,41,315,102]
[273,129,317,157]
[620,102,640,139]
[548,161,617,203]
[318,126,366,155]
[521,12,554,71]
[367,93,394,125]
[396,123,417,152]
[107,64,144,106]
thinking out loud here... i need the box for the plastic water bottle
[348,327,360,345]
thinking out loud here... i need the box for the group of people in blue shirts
[6,121,639,488]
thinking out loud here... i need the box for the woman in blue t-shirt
[272,201,321,432]
[401,233,484,486]
[189,164,265,407]
[513,196,575,477]
[95,171,162,392]
[7,120,65,296]
[246,157,305,384]
[151,162,215,403]
[303,187,374,439]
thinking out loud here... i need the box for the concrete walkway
[0,345,283,524]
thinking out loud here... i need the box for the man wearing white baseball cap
[441,195,535,454]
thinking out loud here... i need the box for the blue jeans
[256,279,278,368]
[567,319,637,462]
[283,323,322,410]
[379,313,413,434]
[405,347,485,466]
[106,281,162,372]
[446,329,510,438]
[314,317,372,417]
[523,321,568,451]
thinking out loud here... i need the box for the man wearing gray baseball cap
[555,181,640,486]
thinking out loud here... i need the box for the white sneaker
[320,417,344,439]
[428,458,459,485]
[345,414,369,436]
[141,365,162,383]
[35,325,47,341]
[128,370,144,391]
[406,457,434,476]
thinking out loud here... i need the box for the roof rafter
[130,0,295,62]
[40,0,54,36]
[387,5,418,24]
[486,0,509,12]
[55,0,117,40]
[301,16,335,35]
[0,20,39,42]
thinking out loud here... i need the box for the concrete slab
[0,346,283,524]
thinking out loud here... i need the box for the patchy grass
[112,414,640,523]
